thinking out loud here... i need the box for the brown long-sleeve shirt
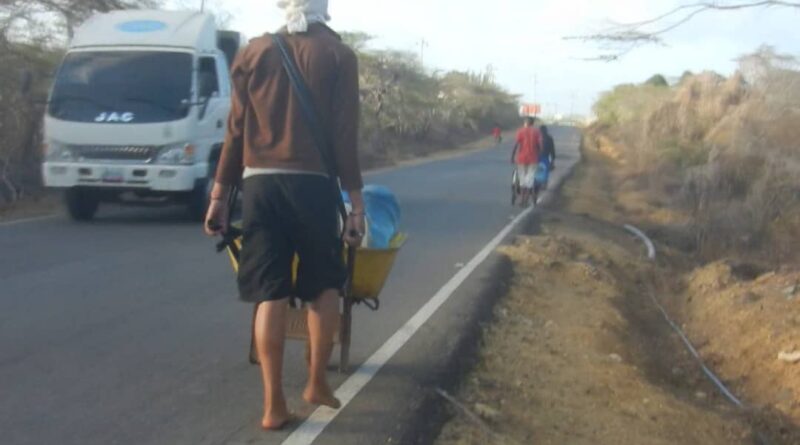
[215,24,363,191]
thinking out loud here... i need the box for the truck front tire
[188,157,218,221]
[188,178,213,221]
[65,188,100,221]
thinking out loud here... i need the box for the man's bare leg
[254,300,291,429]
[304,289,342,409]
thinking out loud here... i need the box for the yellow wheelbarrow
[218,222,406,372]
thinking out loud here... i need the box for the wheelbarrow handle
[346,244,357,285]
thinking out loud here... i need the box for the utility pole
[201,0,206,12]
[419,39,429,67]
[570,91,576,118]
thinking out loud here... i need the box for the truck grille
[71,145,158,162]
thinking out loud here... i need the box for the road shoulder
[310,128,582,445]
[430,141,800,445]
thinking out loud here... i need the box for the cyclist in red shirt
[511,117,542,206]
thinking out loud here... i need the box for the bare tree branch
[566,0,800,61]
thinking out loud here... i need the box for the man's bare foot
[262,397,292,431]
[303,384,341,409]
[262,411,292,431]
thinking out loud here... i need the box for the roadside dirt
[675,262,800,432]
[434,144,800,444]
[0,191,59,222]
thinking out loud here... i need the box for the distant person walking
[539,125,556,171]
[492,124,503,144]
[533,125,556,201]
[511,117,542,206]
[204,0,364,431]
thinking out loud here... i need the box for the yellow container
[349,234,406,300]
[225,233,406,301]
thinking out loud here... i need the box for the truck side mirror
[197,90,220,120]
[197,72,219,101]
[20,70,33,96]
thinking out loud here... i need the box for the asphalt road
[0,126,581,445]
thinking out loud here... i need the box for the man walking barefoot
[204,0,364,431]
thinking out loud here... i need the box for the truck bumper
[43,162,208,192]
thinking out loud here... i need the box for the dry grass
[591,47,800,264]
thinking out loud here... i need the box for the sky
[173,0,800,116]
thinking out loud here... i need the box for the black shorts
[237,174,346,303]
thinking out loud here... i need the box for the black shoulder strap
[273,33,348,222]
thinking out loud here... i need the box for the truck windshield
[48,51,192,124]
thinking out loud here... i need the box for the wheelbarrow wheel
[187,159,218,221]
[511,169,519,206]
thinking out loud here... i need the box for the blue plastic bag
[343,185,401,249]
[534,161,550,186]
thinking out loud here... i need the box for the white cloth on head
[277,0,330,34]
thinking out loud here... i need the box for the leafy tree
[644,74,668,87]
[350,34,518,156]
[341,31,373,52]
[2,0,161,39]
[0,0,161,203]
[593,83,672,126]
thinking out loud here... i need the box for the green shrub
[644,74,669,87]
[345,33,519,159]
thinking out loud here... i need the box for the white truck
[42,10,242,220]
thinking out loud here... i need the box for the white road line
[0,214,59,227]
[281,204,535,445]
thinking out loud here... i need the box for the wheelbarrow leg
[339,246,357,373]
[339,296,353,373]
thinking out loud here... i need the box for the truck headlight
[45,142,76,162]
[158,143,195,165]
